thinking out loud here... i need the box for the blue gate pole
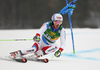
[66,0,75,54]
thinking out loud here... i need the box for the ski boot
[30,50,49,63]
[10,50,27,63]
[30,50,45,59]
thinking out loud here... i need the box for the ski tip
[43,58,49,63]
[22,58,27,63]
[15,58,27,63]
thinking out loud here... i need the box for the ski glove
[33,35,40,42]
[54,49,61,57]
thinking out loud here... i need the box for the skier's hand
[33,35,40,42]
[54,49,61,57]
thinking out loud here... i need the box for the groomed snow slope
[0,28,100,70]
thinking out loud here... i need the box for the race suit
[21,21,66,55]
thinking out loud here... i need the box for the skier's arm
[59,28,66,52]
[33,22,48,42]
[54,28,66,57]
[36,23,47,36]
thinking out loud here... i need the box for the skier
[10,13,66,60]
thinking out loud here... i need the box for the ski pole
[0,39,33,41]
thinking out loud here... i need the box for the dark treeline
[0,0,100,29]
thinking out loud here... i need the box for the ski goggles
[54,20,62,25]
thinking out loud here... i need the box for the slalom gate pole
[66,0,77,54]
[59,0,76,54]
[68,13,75,54]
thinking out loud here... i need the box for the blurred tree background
[0,0,100,29]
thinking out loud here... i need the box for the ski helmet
[51,13,63,25]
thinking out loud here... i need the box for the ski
[9,50,49,63]
[33,58,49,63]
[0,56,49,63]
[24,56,49,63]
[5,56,27,63]
[13,58,27,63]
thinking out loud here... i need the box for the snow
[0,28,100,70]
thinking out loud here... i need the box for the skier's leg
[30,38,51,59]
[41,43,58,55]
[21,42,39,55]
[32,39,58,57]
[10,42,40,58]
[30,39,48,59]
